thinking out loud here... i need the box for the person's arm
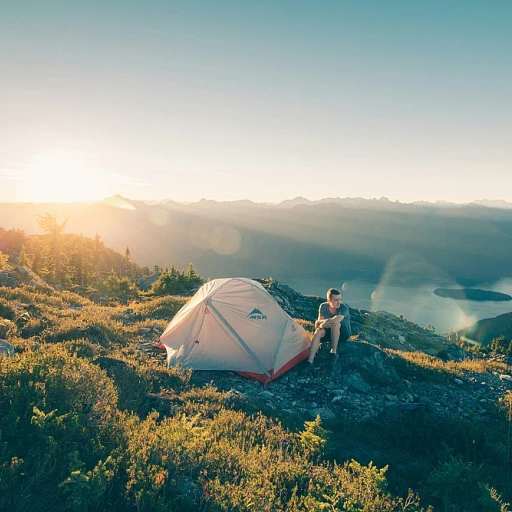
[315,304,327,329]
[340,307,351,341]
[331,314,345,324]
[315,316,327,329]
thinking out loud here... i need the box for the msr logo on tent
[247,308,267,320]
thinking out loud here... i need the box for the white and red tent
[159,278,310,383]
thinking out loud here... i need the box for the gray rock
[0,340,15,357]
[0,273,20,288]
[309,407,336,420]
[15,266,30,276]
[344,373,371,393]
[259,390,275,400]
[444,345,468,362]
[137,273,162,291]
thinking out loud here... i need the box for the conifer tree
[123,246,132,277]
[93,233,104,279]
[186,262,202,287]
[106,268,119,293]
[18,244,29,267]
[37,214,68,283]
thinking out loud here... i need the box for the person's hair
[327,288,341,300]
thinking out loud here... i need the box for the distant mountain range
[1,195,512,284]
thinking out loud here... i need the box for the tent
[159,278,311,383]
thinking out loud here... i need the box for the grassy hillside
[1,280,512,511]
[459,311,512,346]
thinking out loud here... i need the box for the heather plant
[0,345,119,511]
[388,348,510,381]
[0,249,10,270]
[92,349,191,415]
[110,295,187,321]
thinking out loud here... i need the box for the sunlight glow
[24,152,104,202]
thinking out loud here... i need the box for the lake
[282,273,512,337]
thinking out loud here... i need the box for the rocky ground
[137,279,512,425]
[2,269,510,426]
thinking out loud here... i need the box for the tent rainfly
[159,278,311,383]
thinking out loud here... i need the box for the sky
[1,1,511,204]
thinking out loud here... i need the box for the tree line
[0,215,203,299]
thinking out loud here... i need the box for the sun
[25,151,105,202]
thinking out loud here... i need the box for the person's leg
[308,328,325,363]
[330,323,340,354]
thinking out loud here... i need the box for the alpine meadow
[2,1,512,511]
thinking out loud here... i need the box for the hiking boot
[301,362,315,375]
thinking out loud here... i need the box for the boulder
[0,339,15,357]
[309,407,336,420]
[137,274,161,291]
[442,345,468,362]
[0,272,20,288]
[343,372,371,393]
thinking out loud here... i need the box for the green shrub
[0,345,119,511]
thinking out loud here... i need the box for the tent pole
[207,301,271,378]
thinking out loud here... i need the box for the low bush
[0,345,119,511]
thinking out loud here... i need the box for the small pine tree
[106,269,120,293]
[488,335,512,355]
[18,244,29,267]
[93,233,103,278]
[186,262,202,287]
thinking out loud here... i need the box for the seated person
[305,287,351,372]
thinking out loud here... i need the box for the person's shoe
[301,362,315,375]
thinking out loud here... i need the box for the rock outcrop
[0,266,51,290]
[137,279,511,425]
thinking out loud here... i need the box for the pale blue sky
[1,1,511,203]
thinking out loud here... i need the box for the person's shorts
[322,327,334,342]
[322,326,346,344]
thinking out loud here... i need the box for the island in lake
[433,288,512,302]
